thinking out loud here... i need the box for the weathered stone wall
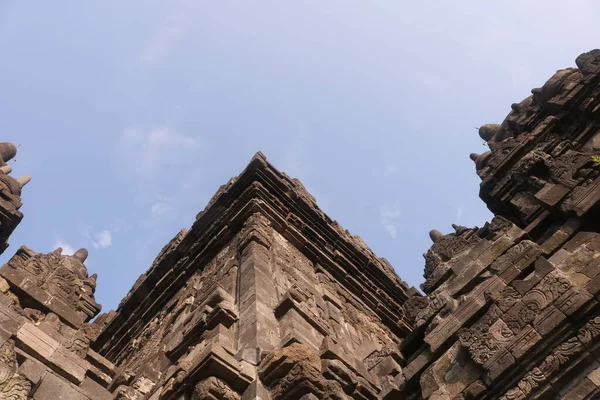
[0,143,113,400]
[92,206,407,399]
[2,50,600,399]
[400,49,600,399]
[0,247,115,400]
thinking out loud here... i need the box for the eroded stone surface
[1,49,600,399]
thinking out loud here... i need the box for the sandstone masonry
[0,50,600,399]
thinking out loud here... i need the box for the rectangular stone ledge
[17,322,60,360]
[85,349,116,378]
[320,336,371,384]
[402,348,434,383]
[85,364,112,390]
[277,308,326,351]
[275,292,329,337]
[322,359,379,399]
[16,322,93,385]
[587,364,600,386]
[33,373,90,400]
[509,325,542,360]
[185,342,251,395]
[79,377,113,400]
[18,357,48,387]
[49,345,89,384]
[533,306,567,337]
[535,183,570,207]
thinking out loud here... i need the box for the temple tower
[2,50,600,399]
[92,152,414,399]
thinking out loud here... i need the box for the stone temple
[1,50,600,400]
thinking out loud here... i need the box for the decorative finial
[452,224,468,235]
[478,124,501,142]
[16,175,31,188]
[511,103,521,112]
[52,247,63,255]
[429,230,443,242]
[73,248,88,263]
[0,143,17,163]
[0,166,12,175]
[470,153,480,162]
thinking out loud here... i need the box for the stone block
[0,325,11,347]
[79,377,112,400]
[49,345,90,384]
[18,358,47,386]
[85,349,116,377]
[588,366,600,386]
[561,377,596,399]
[498,265,521,284]
[402,349,434,382]
[535,183,570,206]
[555,288,592,316]
[476,235,514,268]
[583,257,600,279]
[33,373,87,400]
[563,231,600,252]
[0,306,25,334]
[508,325,541,359]
[0,276,9,293]
[0,266,25,287]
[541,230,570,254]
[533,306,566,337]
[512,257,554,295]
[586,271,600,296]
[463,380,487,399]
[549,249,571,267]
[420,343,480,399]
[16,322,59,360]
[241,379,271,400]
[589,235,600,252]
[483,348,515,382]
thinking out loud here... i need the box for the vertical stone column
[236,212,280,376]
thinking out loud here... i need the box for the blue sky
[0,1,598,312]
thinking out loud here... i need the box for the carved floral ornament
[0,340,31,399]
[9,247,98,309]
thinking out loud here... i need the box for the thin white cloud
[115,126,208,235]
[117,127,201,181]
[109,216,131,234]
[380,204,401,239]
[151,201,173,219]
[54,240,75,256]
[93,230,112,249]
[140,15,193,65]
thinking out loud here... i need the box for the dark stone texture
[1,49,600,399]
